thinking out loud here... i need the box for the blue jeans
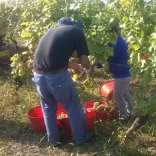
[32,71,88,144]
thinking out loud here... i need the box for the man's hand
[79,55,91,70]
[68,58,84,73]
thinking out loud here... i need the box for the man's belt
[33,68,67,74]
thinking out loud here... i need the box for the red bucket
[56,105,72,136]
[27,104,63,133]
[99,80,114,100]
[27,106,46,132]
[84,100,108,108]
[57,107,96,136]
[84,100,115,121]
[28,103,96,135]
[58,118,72,136]
[85,108,97,129]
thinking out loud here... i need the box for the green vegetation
[0,0,156,83]
[0,0,156,155]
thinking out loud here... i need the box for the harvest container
[99,80,114,100]
[28,104,96,135]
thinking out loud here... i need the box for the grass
[0,67,156,156]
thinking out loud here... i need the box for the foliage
[10,51,33,77]
[0,0,156,84]
[139,95,156,119]
[0,1,156,154]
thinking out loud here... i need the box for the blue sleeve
[108,34,128,63]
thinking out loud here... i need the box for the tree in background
[0,0,155,85]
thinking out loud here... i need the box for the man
[32,17,92,146]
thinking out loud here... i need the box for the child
[107,27,136,122]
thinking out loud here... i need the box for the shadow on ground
[0,117,112,155]
[0,117,151,155]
